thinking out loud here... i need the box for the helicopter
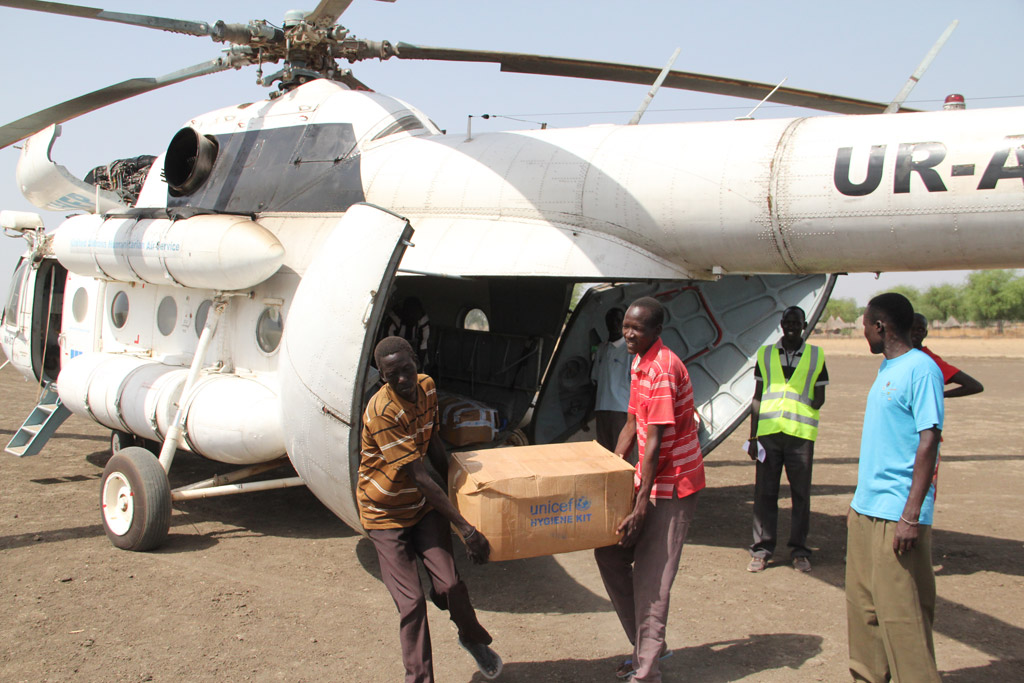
[2,0,1024,552]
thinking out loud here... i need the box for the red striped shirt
[628,338,705,499]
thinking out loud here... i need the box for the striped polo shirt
[629,338,705,499]
[358,374,438,529]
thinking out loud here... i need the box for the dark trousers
[750,431,814,559]
[368,510,491,683]
[595,410,637,465]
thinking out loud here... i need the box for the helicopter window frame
[71,287,89,324]
[370,114,430,142]
[156,296,178,337]
[194,299,213,338]
[255,305,284,355]
[3,260,27,328]
[110,291,130,330]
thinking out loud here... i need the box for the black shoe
[793,556,812,573]
[459,638,502,679]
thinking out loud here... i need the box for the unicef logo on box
[528,496,595,527]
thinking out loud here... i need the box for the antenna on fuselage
[884,19,959,114]
[735,78,787,120]
[628,47,681,125]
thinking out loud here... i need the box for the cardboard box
[438,394,499,446]
[449,441,636,561]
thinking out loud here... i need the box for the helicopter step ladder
[5,381,71,457]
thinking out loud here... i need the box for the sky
[2,0,1023,304]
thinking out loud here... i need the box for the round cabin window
[110,291,129,329]
[157,296,177,336]
[194,300,212,338]
[462,308,489,332]
[256,306,284,353]
[71,287,88,323]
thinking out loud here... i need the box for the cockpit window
[371,115,428,141]
[3,261,27,328]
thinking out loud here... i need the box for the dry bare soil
[1,338,1022,682]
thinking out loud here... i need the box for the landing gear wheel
[110,430,139,455]
[503,428,529,447]
[100,447,172,551]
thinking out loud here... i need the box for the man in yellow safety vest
[746,306,828,573]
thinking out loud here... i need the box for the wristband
[464,527,477,540]
[899,515,919,526]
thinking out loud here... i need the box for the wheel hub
[102,472,135,536]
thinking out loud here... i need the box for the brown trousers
[846,509,939,683]
[368,510,491,683]
[594,492,698,683]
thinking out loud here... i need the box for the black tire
[100,447,172,551]
[110,430,139,455]
[503,428,529,447]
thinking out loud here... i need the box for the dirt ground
[1,338,1022,682]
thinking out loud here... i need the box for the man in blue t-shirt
[847,292,944,683]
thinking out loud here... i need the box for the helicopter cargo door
[532,274,835,455]
[278,203,413,530]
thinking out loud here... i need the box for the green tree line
[823,270,1024,326]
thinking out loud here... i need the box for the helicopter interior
[379,275,570,444]
[378,271,834,452]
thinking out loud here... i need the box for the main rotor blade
[306,0,355,26]
[393,44,914,115]
[307,0,396,27]
[0,57,239,149]
[0,0,213,36]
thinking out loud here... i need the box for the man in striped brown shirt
[595,297,704,682]
[359,336,501,682]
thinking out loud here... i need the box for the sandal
[615,646,673,679]
[460,637,503,680]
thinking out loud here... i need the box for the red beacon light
[943,93,966,110]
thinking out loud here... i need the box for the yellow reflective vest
[755,344,825,441]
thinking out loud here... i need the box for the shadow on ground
[470,633,822,682]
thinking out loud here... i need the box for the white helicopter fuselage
[361,104,1024,279]
[5,78,1024,534]
[134,79,1024,280]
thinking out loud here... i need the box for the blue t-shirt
[851,349,944,525]
[592,338,631,412]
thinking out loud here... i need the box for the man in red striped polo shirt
[595,297,705,682]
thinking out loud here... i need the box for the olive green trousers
[845,509,940,683]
